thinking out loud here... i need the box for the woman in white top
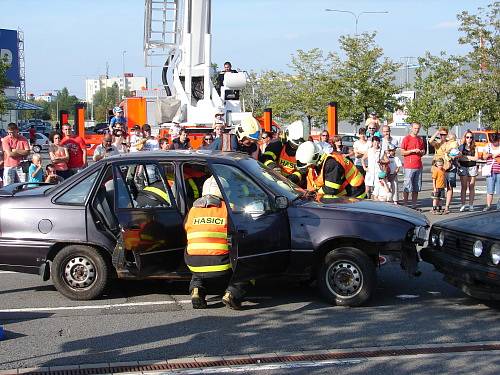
[353,127,371,174]
[361,135,383,199]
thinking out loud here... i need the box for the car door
[210,163,291,281]
[111,161,186,275]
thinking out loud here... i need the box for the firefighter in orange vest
[260,120,305,185]
[296,141,366,201]
[184,176,246,310]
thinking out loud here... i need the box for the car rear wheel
[318,247,376,307]
[32,145,42,153]
[51,245,110,300]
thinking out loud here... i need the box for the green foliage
[329,32,401,127]
[407,2,499,131]
[0,57,10,115]
[92,83,126,122]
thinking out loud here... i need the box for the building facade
[85,74,147,103]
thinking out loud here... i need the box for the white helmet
[236,116,261,141]
[202,176,228,199]
[295,141,323,170]
[285,120,306,148]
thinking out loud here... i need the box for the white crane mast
[144,0,249,127]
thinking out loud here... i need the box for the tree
[0,57,10,115]
[92,83,120,122]
[329,32,401,128]
[457,1,499,130]
[406,53,473,131]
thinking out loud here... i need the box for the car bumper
[421,247,500,300]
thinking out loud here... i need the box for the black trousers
[189,273,248,300]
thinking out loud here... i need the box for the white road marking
[0,300,193,313]
[396,294,420,299]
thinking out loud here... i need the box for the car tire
[318,247,376,307]
[33,145,42,153]
[51,245,110,300]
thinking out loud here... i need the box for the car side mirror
[243,201,266,219]
[275,196,288,209]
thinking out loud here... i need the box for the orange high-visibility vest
[278,146,297,176]
[184,201,231,276]
[307,153,364,200]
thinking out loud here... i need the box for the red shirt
[29,128,36,140]
[61,136,86,169]
[400,134,425,169]
[2,134,29,167]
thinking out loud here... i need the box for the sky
[0,0,493,98]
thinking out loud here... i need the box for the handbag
[481,162,492,177]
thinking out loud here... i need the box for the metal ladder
[143,0,180,67]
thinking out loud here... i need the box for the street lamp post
[120,50,127,100]
[325,9,388,35]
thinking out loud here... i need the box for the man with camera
[93,134,119,162]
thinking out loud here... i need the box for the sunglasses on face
[465,136,473,139]
[440,133,447,137]
[368,127,376,130]
[204,138,212,141]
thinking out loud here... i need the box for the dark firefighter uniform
[184,195,246,308]
[307,152,366,201]
[260,140,302,185]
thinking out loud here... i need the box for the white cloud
[433,20,459,29]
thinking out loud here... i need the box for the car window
[211,164,271,213]
[474,133,487,143]
[55,170,99,205]
[36,134,43,140]
[182,163,210,209]
[116,163,174,209]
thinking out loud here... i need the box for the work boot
[222,291,242,310]
[191,287,207,309]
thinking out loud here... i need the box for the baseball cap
[387,144,396,151]
[142,124,151,131]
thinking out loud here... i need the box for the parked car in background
[0,151,428,305]
[340,134,358,149]
[85,122,109,135]
[20,131,50,153]
[421,211,500,302]
[0,129,7,138]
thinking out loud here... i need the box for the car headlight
[431,233,439,247]
[491,244,500,265]
[413,226,428,244]
[473,240,483,257]
[439,232,445,247]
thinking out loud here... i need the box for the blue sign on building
[0,29,20,87]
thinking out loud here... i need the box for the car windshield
[239,158,303,200]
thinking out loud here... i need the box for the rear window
[474,133,488,143]
[55,170,99,205]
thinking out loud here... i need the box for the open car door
[210,163,291,281]
[110,161,186,276]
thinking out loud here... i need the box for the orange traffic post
[327,102,338,136]
[59,110,69,126]
[125,97,147,132]
[75,103,86,137]
[263,108,272,132]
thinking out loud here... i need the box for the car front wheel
[32,145,42,153]
[318,247,376,307]
[51,245,110,300]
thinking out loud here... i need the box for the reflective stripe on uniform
[188,263,232,273]
[324,180,341,189]
[263,151,277,160]
[187,242,229,251]
[356,192,367,199]
[264,159,274,167]
[143,186,170,203]
[186,231,228,240]
[187,178,199,198]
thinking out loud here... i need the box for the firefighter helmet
[202,176,228,199]
[235,116,261,141]
[295,141,323,170]
[285,120,306,148]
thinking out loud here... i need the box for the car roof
[104,150,252,163]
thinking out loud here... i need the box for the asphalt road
[0,156,497,374]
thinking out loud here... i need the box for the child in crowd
[386,145,402,204]
[432,158,446,214]
[373,171,392,202]
[45,164,64,185]
[128,125,144,152]
[28,153,44,184]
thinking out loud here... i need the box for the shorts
[486,173,500,195]
[458,165,478,177]
[403,168,422,193]
[432,188,445,199]
[445,170,456,189]
[3,166,26,186]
